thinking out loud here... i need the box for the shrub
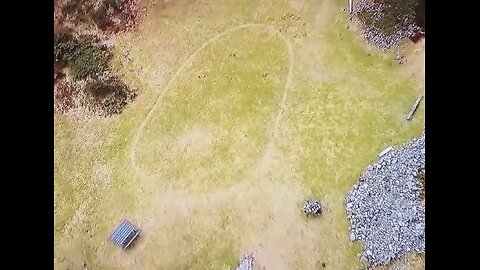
[70,46,112,79]
[54,66,66,84]
[85,77,137,116]
[91,4,112,30]
[54,33,112,79]
[54,76,137,116]
[57,0,140,34]
[53,1,139,117]
[54,81,81,113]
[61,0,80,15]
[54,33,78,63]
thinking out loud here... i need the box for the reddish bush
[53,1,140,117]
[84,77,137,116]
[55,0,141,34]
[54,81,81,113]
[122,0,141,31]
[54,76,137,117]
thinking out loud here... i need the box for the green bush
[53,12,137,117]
[54,33,77,63]
[70,47,112,79]
[54,33,112,79]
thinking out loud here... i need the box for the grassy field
[54,0,425,269]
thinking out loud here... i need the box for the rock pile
[355,0,416,50]
[301,200,322,216]
[346,131,425,266]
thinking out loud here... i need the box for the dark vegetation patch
[54,33,112,79]
[54,74,136,116]
[84,77,137,116]
[54,0,143,117]
[54,80,80,113]
[54,31,136,116]
[56,0,140,34]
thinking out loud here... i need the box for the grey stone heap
[355,0,417,50]
[301,200,322,216]
[346,131,425,266]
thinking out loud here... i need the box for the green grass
[54,0,425,269]
[134,27,289,191]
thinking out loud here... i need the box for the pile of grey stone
[355,0,416,50]
[235,253,254,270]
[301,200,322,216]
[345,131,425,266]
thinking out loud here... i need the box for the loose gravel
[345,131,425,266]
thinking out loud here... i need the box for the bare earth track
[129,23,294,184]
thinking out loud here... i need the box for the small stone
[350,232,356,241]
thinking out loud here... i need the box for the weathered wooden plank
[406,95,423,121]
[378,146,393,158]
